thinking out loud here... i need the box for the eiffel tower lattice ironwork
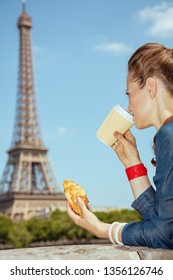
[0,2,66,220]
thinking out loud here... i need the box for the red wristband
[125,163,147,181]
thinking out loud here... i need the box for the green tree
[0,215,13,244]
[51,209,94,240]
[0,208,143,248]
[94,209,142,224]
[8,222,32,248]
[26,217,50,242]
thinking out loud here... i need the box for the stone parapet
[0,244,172,260]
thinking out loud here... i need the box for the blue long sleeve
[122,120,173,249]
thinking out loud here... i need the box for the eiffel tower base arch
[0,192,66,220]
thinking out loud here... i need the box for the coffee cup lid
[114,104,134,122]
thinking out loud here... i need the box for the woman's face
[126,76,154,129]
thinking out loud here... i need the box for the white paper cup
[96,104,134,146]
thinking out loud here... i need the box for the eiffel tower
[0,1,66,220]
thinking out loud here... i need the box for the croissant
[63,179,89,215]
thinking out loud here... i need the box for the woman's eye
[125,92,130,97]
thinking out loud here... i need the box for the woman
[67,42,173,249]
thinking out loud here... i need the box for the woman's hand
[112,130,141,168]
[67,198,110,239]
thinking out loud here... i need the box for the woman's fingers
[67,201,104,238]
[111,141,122,152]
[66,198,88,223]
[77,197,86,210]
[113,131,131,150]
[113,131,126,143]
[66,202,77,219]
[124,130,136,146]
[113,130,136,148]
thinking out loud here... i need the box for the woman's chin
[135,123,146,129]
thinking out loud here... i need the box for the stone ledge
[0,244,173,260]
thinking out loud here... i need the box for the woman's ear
[146,77,157,98]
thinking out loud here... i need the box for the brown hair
[128,43,173,167]
[128,42,173,94]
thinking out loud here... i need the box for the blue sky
[0,0,173,209]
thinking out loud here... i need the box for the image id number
[104,266,163,276]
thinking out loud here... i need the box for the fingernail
[77,197,83,203]
[114,131,119,136]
